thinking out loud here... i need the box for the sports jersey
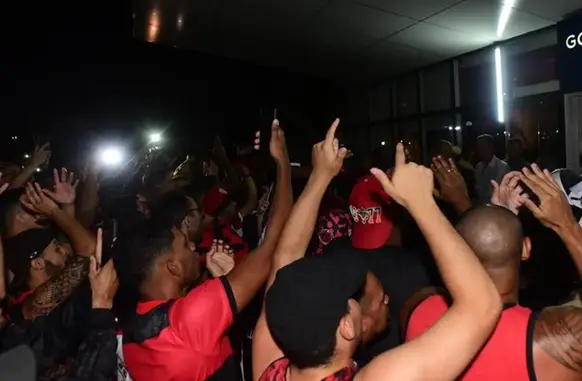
[198,219,249,265]
[122,277,240,381]
[405,294,538,381]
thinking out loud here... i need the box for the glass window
[346,89,368,125]
[507,46,556,88]
[423,63,453,112]
[394,75,419,117]
[508,93,564,169]
[396,120,421,163]
[505,28,557,88]
[370,123,394,151]
[422,114,456,164]
[461,104,505,164]
[459,50,495,107]
[368,84,392,122]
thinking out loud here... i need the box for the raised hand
[431,156,468,204]
[43,168,79,205]
[30,143,51,167]
[491,171,528,215]
[206,239,235,277]
[312,118,348,179]
[371,143,434,210]
[0,173,9,196]
[89,228,119,309]
[253,119,290,164]
[520,164,577,231]
[269,120,289,164]
[21,182,59,217]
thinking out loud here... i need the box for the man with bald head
[403,205,582,381]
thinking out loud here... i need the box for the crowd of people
[0,118,580,381]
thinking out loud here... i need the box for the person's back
[406,294,535,381]
[404,205,582,381]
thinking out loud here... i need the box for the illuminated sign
[566,32,582,49]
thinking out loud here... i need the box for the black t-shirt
[323,238,432,365]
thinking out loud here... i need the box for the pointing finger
[370,168,395,196]
[394,143,406,168]
[324,118,340,147]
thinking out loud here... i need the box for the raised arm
[252,119,347,380]
[21,183,96,318]
[356,143,501,381]
[43,168,80,218]
[9,143,51,189]
[225,120,293,312]
[520,164,582,276]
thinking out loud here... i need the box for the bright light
[99,147,124,166]
[495,47,504,123]
[381,141,386,146]
[149,133,162,144]
[497,0,516,38]
[35,168,41,172]
[448,126,453,131]
[24,154,29,159]
[455,126,461,131]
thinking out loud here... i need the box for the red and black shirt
[122,277,240,381]
[259,358,357,381]
[198,218,249,265]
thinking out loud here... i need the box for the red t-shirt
[405,294,537,381]
[259,358,357,381]
[122,277,239,381]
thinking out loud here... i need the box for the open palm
[45,168,79,204]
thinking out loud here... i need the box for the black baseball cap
[3,228,57,287]
[265,255,368,360]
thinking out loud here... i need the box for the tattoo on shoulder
[534,306,582,372]
[31,256,89,316]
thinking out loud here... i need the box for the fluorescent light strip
[495,47,504,124]
[497,0,516,38]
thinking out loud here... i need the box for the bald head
[456,205,523,268]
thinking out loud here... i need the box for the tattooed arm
[23,256,90,319]
[534,306,582,374]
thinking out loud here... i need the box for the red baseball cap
[349,174,393,250]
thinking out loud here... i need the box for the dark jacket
[0,283,116,381]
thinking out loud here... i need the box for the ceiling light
[495,47,504,123]
[497,0,516,38]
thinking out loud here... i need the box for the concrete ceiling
[133,0,582,83]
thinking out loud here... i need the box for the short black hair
[150,190,193,230]
[476,134,495,146]
[113,220,175,294]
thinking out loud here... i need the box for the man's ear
[165,258,182,278]
[30,257,45,271]
[521,236,531,262]
[338,299,360,342]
